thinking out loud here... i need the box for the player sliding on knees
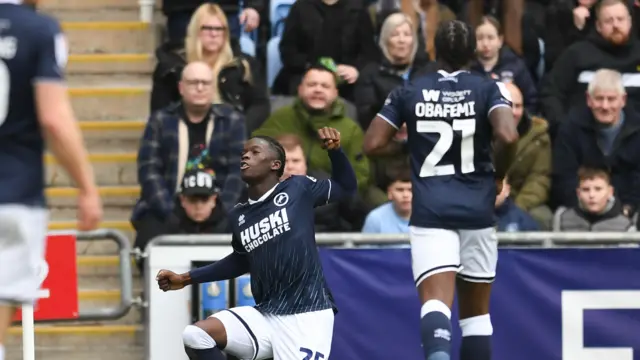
[363,20,519,360]
[156,127,357,360]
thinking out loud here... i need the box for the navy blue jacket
[471,47,538,112]
[551,106,640,212]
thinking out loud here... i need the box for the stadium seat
[267,36,282,88]
[270,0,295,35]
[239,34,256,56]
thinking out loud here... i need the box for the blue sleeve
[35,19,66,82]
[377,86,406,130]
[361,212,381,233]
[298,149,357,206]
[189,252,249,285]
[189,228,249,284]
[486,81,513,116]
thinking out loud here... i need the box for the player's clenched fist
[318,127,341,150]
[156,269,188,292]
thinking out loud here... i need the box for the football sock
[182,325,226,360]
[0,343,4,360]
[420,300,452,360]
[460,314,493,360]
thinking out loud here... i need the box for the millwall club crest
[273,193,289,207]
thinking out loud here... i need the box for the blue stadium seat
[267,36,282,88]
[239,34,256,56]
[270,0,295,36]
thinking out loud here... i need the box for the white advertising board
[146,245,233,360]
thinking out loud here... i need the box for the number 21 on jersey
[418,118,475,178]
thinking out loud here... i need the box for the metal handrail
[144,232,640,251]
[16,229,135,324]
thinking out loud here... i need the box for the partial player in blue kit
[0,1,102,359]
[156,127,357,360]
[363,20,519,360]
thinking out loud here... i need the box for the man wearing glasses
[131,61,246,273]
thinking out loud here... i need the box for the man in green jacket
[253,64,371,193]
[502,83,553,229]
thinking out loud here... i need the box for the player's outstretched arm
[184,252,249,286]
[318,127,357,196]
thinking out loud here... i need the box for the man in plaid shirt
[131,61,246,272]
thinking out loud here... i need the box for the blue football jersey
[0,2,66,206]
[228,175,340,315]
[378,70,512,229]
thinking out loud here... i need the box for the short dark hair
[303,62,339,86]
[434,19,476,70]
[252,135,286,178]
[578,166,611,185]
[386,164,411,189]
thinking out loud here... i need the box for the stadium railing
[141,232,640,360]
[19,229,136,360]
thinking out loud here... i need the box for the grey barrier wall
[142,231,640,359]
[15,229,135,325]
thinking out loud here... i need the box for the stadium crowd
[132,0,640,267]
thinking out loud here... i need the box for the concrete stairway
[6,0,160,358]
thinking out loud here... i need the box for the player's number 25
[300,347,324,360]
[417,119,476,177]
[0,60,9,127]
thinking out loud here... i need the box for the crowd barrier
[13,229,134,360]
[143,232,640,360]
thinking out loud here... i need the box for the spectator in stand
[539,0,640,136]
[471,15,538,112]
[135,168,229,273]
[167,168,228,235]
[277,134,367,231]
[543,0,598,72]
[355,12,432,130]
[151,3,270,135]
[494,178,540,232]
[367,0,455,61]
[552,69,640,216]
[362,166,411,234]
[272,0,377,101]
[466,0,543,81]
[162,0,262,43]
[131,61,245,262]
[557,166,634,231]
[500,83,552,229]
[254,64,371,193]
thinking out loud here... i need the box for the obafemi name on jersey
[378,69,512,230]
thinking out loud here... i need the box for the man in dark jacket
[131,62,245,264]
[539,0,640,135]
[551,68,640,216]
